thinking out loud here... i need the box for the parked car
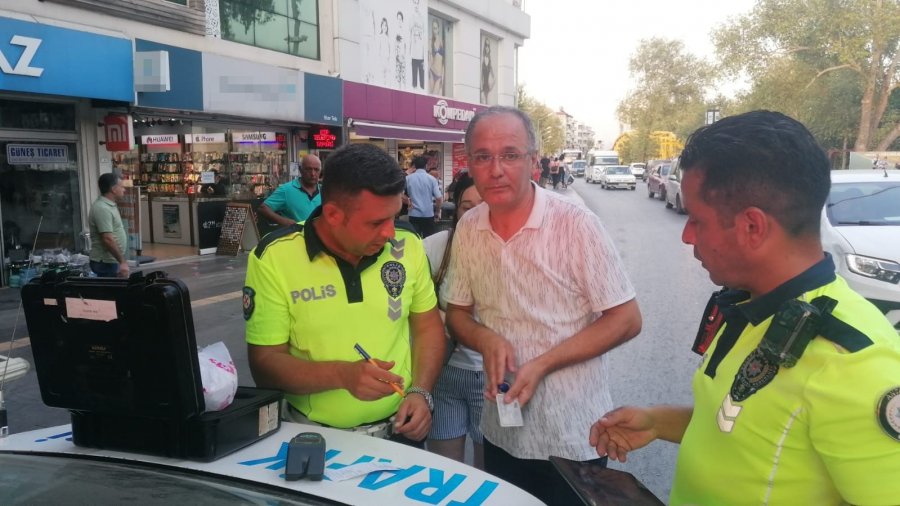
[571,160,587,177]
[599,165,637,190]
[664,158,685,213]
[629,162,646,179]
[822,169,900,333]
[646,160,673,200]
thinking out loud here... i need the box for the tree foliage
[517,86,565,154]
[219,0,276,40]
[616,38,715,163]
[714,0,900,151]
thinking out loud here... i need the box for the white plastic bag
[198,341,238,411]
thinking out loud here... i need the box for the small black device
[285,432,326,481]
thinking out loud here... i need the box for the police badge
[380,261,406,299]
[730,348,779,402]
[242,286,255,321]
[877,386,900,441]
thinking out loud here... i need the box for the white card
[496,393,524,427]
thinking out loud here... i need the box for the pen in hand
[354,343,405,397]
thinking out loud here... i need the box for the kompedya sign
[432,99,476,126]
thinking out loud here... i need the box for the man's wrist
[406,386,433,412]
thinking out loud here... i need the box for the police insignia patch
[242,286,255,321]
[876,386,900,441]
[380,261,406,298]
[730,348,779,402]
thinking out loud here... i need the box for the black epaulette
[394,219,421,238]
[254,223,303,259]
[817,312,874,352]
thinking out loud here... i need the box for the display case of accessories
[111,150,140,185]
[139,152,201,194]
[227,151,287,198]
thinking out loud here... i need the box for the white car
[629,162,646,179]
[585,165,605,183]
[822,169,900,332]
[599,165,637,190]
[664,158,685,214]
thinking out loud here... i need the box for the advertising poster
[452,143,468,177]
[162,204,181,238]
[359,0,428,93]
[480,34,498,105]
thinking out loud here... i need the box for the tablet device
[549,455,664,506]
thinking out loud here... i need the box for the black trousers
[408,216,436,238]
[484,438,607,506]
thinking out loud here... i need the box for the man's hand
[503,357,548,407]
[589,406,658,463]
[341,359,405,401]
[117,262,130,278]
[481,333,517,401]
[393,393,432,441]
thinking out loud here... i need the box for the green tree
[219,0,276,40]
[715,0,900,151]
[617,38,715,162]
[517,86,564,154]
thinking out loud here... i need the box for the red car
[646,160,673,200]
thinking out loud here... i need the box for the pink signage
[343,82,485,130]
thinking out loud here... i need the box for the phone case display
[112,150,140,184]
[140,152,200,194]
[228,151,286,197]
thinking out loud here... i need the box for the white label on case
[64,297,117,321]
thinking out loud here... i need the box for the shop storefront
[100,41,343,256]
[0,16,132,287]
[343,82,484,191]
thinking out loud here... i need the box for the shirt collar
[718,253,836,325]
[99,196,116,207]
[476,182,546,231]
[293,180,320,197]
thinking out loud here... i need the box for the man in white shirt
[443,106,642,504]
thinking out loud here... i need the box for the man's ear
[738,206,771,250]
[321,201,345,226]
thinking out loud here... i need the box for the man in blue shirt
[258,154,321,226]
[406,156,442,237]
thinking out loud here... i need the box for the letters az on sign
[0,35,44,77]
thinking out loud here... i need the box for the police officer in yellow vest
[244,143,446,445]
[590,111,900,505]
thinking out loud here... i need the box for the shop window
[0,100,76,131]
[220,0,320,60]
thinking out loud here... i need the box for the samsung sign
[0,16,133,102]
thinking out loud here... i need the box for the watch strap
[406,386,434,412]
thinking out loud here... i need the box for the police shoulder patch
[876,386,900,441]
[242,286,256,321]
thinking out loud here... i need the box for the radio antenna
[0,215,43,438]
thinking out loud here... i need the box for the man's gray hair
[464,106,537,154]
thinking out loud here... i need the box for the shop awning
[351,121,465,143]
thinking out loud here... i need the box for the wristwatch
[406,386,434,412]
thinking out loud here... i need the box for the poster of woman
[428,15,447,95]
[480,35,498,104]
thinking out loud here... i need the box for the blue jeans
[90,260,119,277]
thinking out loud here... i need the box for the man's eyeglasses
[469,152,529,167]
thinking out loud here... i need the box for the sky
[519,0,757,149]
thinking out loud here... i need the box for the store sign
[311,127,338,149]
[6,144,68,164]
[142,134,179,146]
[187,133,226,144]
[203,53,304,122]
[0,16,133,102]
[104,114,135,152]
[433,99,476,126]
[235,131,276,143]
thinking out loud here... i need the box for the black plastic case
[21,271,282,461]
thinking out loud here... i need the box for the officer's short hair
[320,144,406,204]
[98,173,120,194]
[680,110,830,237]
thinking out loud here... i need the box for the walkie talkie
[285,432,326,481]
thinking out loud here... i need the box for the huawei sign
[433,99,475,126]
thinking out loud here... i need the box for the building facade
[0,0,529,286]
